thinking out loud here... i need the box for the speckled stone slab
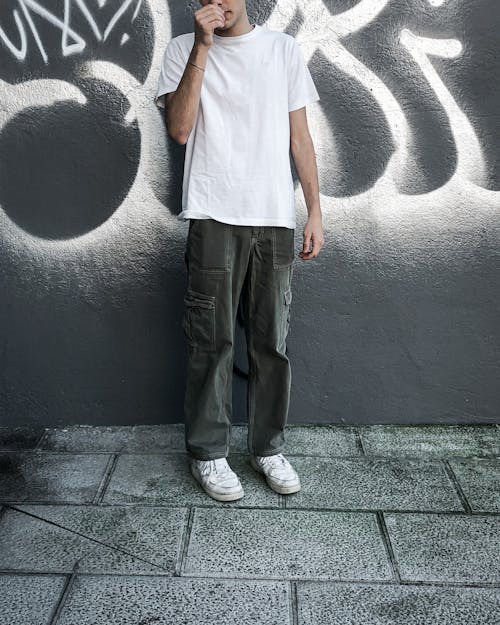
[384,512,500,583]
[0,574,66,625]
[183,507,392,581]
[41,425,245,453]
[231,425,361,456]
[0,427,45,451]
[296,580,500,624]
[0,505,186,574]
[101,452,280,508]
[56,575,291,625]
[39,424,361,456]
[40,425,186,452]
[284,455,463,511]
[0,452,111,503]
[359,425,500,457]
[448,458,500,512]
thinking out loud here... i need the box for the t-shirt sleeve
[155,39,186,109]
[287,38,320,112]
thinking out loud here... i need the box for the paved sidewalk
[0,424,498,624]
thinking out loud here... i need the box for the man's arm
[164,43,209,145]
[163,2,226,145]
[289,106,324,259]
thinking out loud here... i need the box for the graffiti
[0,0,143,62]
[0,1,498,426]
[0,0,498,241]
[267,0,496,195]
[399,28,485,187]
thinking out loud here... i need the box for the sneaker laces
[199,458,232,476]
[259,453,287,469]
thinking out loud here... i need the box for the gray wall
[0,0,499,427]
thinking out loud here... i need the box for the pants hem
[187,449,229,461]
[250,447,285,457]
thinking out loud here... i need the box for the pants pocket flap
[184,288,216,309]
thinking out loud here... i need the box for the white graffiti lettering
[0,0,143,63]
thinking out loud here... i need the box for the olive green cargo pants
[182,217,295,460]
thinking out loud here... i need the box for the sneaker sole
[190,463,245,502]
[249,457,301,494]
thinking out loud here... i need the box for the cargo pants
[182,217,295,460]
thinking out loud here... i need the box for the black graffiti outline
[268,0,492,192]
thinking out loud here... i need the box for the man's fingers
[300,233,322,258]
[311,239,321,256]
[200,4,225,19]
[195,5,225,27]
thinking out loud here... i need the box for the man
[155,0,323,502]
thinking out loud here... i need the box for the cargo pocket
[182,288,216,351]
[272,227,295,269]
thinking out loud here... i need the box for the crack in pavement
[1,503,173,573]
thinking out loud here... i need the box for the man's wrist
[188,43,210,73]
[192,41,211,55]
[307,207,322,219]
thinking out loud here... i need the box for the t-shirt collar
[212,23,261,45]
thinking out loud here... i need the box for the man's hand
[194,2,226,48]
[299,213,324,260]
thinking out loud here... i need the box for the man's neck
[214,19,254,38]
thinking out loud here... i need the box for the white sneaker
[250,453,301,494]
[190,457,244,502]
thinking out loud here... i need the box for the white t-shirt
[155,23,320,229]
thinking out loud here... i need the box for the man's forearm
[166,43,210,145]
[290,137,322,219]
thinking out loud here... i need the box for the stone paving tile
[296,580,500,624]
[384,512,500,584]
[40,424,361,456]
[41,424,241,453]
[102,452,280,508]
[448,458,500,513]
[0,574,66,625]
[55,575,291,625]
[0,505,186,574]
[285,456,463,511]
[231,424,360,455]
[0,453,111,504]
[0,427,46,451]
[40,425,186,452]
[183,507,392,581]
[359,425,500,457]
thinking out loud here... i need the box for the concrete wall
[0,0,499,426]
